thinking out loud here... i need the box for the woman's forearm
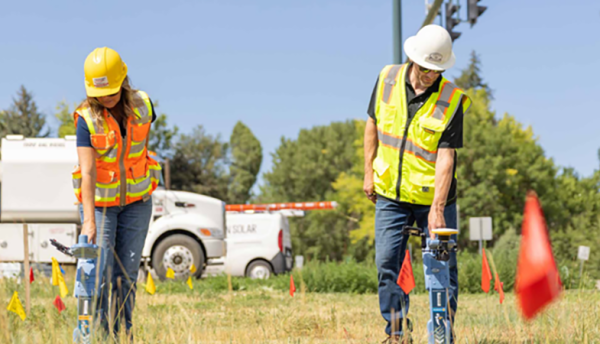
[81,170,97,224]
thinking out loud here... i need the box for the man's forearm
[432,148,455,209]
[364,118,378,175]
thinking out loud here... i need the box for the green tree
[170,125,229,200]
[550,168,600,281]
[148,113,179,159]
[330,120,376,260]
[228,121,262,204]
[260,120,358,202]
[260,120,360,261]
[0,86,48,138]
[55,100,76,138]
[453,51,493,98]
[456,87,559,247]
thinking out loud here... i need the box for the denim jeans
[375,197,458,337]
[76,197,153,337]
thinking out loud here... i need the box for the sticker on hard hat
[427,53,443,63]
[93,76,109,88]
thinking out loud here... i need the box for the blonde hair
[79,76,142,132]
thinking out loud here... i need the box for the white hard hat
[404,25,456,71]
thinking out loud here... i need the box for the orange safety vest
[71,90,161,207]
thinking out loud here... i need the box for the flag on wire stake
[397,250,415,294]
[52,257,69,297]
[53,295,66,313]
[516,191,562,319]
[146,271,156,295]
[7,291,26,321]
[166,267,175,279]
[481,248,492,293]
[494,272,505,304]
[290,275,296,297]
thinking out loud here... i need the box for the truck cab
[144,188,226,279]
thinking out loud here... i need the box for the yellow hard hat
[84,47,128,97]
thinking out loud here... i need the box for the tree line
[2,53,598,280]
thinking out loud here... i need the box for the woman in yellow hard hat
[71,47,161,337]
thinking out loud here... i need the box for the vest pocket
[419,117,447,133]
[131,122,150,142]
[373,156,391,194]
[378,103,397,132]
[129,159,148,181]
[91,131,117,150]
[407,173,435,204]
[417,117,445,149]
[96,168,116,184]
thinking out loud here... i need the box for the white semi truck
[0,135,226,280]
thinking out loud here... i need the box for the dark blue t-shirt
[76,99,156,147]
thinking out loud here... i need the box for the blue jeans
[375,197,458,337]
[77,197,153,336]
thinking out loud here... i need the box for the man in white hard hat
[363,24,472,343]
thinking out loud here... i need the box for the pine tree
[0,86,48,138]
[454,51,493,99]
[228,121,262,204]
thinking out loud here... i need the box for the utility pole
[421,0,444,28]
[403,0,444,64]
[392,0,403,64]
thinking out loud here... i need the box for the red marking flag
[481,248,492,293]
[289,275,296,297]
[494,272,505,304]
[397,250,415,294]
[53,295,66,313]
[516,192,562,319]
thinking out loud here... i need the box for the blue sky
[1,0,599,187]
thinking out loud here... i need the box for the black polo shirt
[366,64,464,205]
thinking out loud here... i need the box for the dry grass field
[1,275,599,344]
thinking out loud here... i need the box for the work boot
[382,318,413,344]
[381,335,413,344]
[381,335,400,344]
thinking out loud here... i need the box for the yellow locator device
[431,228,459,236]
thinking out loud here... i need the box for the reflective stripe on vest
[72,90,161,207]
[372,63,471,205]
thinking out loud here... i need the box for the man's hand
[428,206,445,239]
[363,173,377,204]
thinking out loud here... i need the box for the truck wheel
[245,260,272,279]
[152,234,204,280]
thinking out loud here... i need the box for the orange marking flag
[516,192,562,319]
[397,250,415,294]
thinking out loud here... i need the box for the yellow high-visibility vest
[71,90,162,207]
[373,63,471,205]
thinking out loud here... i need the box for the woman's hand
[81,220,97,244]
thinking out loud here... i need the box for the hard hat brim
[404,36,456,71]
[85,83,124,98]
